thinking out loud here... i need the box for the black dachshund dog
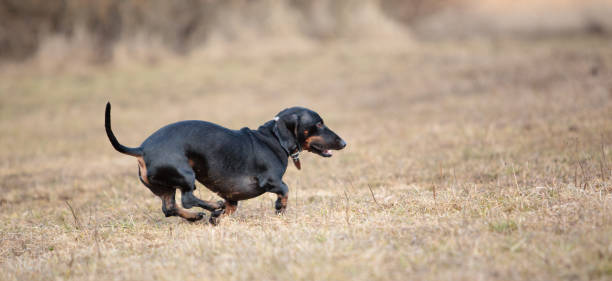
[105,103,346,224]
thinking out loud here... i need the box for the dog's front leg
[209,200,237,225]
[269,181,289,215]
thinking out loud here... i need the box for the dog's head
[274,107,346,157]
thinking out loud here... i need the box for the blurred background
[1,0,611,66]
[1,1,612,280]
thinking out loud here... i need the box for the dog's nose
[338,139,346,149]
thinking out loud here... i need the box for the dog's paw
[186,212,206,222]
[209,215,220,226]
[211,208,224,218]
[209,208,225,225]
[275,208,286,215]
[217,201,226,209]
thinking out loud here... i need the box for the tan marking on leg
[176,206,202,221]
[160,193,202,221]
[137,156,150,185]
[160,193,175,215]
[277,194,288,214]
[224,201,237,216]
[209,201,235,225]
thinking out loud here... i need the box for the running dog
[104,103,346,224]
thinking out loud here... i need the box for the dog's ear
[275,113,300,151]
[283,113,300,139]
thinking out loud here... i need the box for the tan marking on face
[188,159,195,167]
[303,135,324,151]
[137,156,150,185]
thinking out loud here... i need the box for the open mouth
[309,144,333,157]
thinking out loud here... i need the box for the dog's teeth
[327,150,332,155]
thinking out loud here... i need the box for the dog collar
[274,116,302,170]
[290,150,301,170]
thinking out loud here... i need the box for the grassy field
[1,36,611,281]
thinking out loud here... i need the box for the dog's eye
[316,122,323,129]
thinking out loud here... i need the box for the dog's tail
[105,102,143,157]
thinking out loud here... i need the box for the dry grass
[1,36,612,281]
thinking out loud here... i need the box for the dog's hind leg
[142,160,208,222]
[159,189,205,222]
[146,164,221,212]
[172,169,224,212]
[181,190,225,211]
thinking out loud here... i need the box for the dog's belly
[197,175,265,201]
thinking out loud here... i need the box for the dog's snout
[337,138,346,149]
